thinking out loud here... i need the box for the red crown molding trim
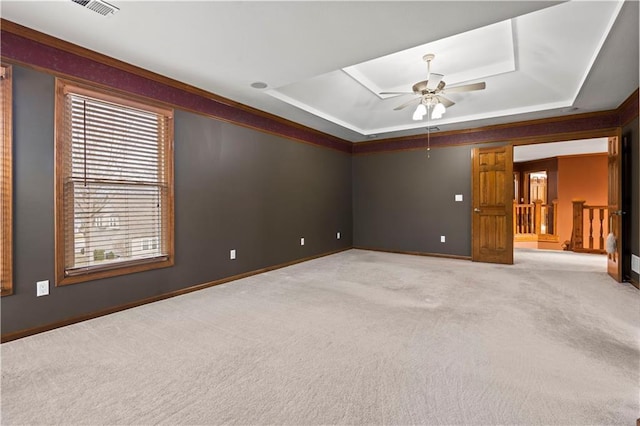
[618,88,639,127]
[0,19,352,153]
[353,109,622,154]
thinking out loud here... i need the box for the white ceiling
[514,138,608,163]
[1,1,638,143]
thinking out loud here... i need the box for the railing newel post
[534,200,543,235]
[552,199,558,236]
[571,200,585,250]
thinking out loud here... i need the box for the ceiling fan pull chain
[426,115,431,159]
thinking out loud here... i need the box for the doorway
[513,139,607,252]
[509,136,629,282]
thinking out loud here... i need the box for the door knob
[474,208,481,213]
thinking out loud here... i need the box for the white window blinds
[56,81,174,283]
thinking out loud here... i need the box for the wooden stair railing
[513,199,558,242]
[570,200,608,254]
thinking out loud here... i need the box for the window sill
[57,256,174,286]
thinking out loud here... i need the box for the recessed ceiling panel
[268,1,624,138]
[343,20,515,98]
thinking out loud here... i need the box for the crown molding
[353,109,622,154]
[354,87,638,154]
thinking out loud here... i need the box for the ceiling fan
[381,53,486,121]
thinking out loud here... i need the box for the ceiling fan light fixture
[431,102,446,119]
[388,53,486,123]
[413,103,427,120]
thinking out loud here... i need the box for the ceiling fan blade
[445,82,486,93]
[436,95,455,108]
[393,97,421,111]
[426,73,444,90]
[380,91,414,95]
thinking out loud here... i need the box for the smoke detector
[71,0,119,16]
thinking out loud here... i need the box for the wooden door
[529,172,547,203]
[472,145,514,264]
[607,135,622,282]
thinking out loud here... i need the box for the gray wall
[352,146,473,257]
[2,65,352,335]
[353,133,640,274]
[3,64,638,336]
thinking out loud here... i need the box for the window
[94,215,119,229]
[107,215,119,229]
[55,79,174,285]
[1,65,12,296]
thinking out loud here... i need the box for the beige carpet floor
[1,249,638,425]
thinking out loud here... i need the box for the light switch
[455,194,463,202]
[300,238,305,246]
[36,280,49,297]
[230,249,236,260]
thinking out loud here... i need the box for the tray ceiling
[268,1,624,136]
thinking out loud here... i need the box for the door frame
[620,132,633,282]
[495,128,625,279]
[607,133,623,281]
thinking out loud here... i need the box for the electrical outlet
[36,280,49,297]
[230,249,236,260]
[632,254,640,274]
[440,236,446,243]
[300,237,305,246]
[337,232,341,240]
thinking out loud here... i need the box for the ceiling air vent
[71,0,119,16]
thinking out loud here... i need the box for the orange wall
[555,154,608,249]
